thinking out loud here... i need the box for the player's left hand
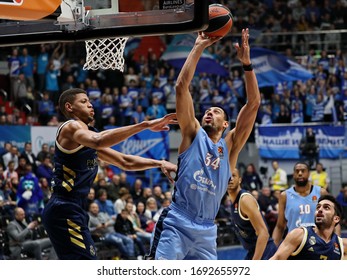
[234,28,251,66]
[160,160,177,184]
[148,113,178,132]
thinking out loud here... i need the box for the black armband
[242,63,253,71]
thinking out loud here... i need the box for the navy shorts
[42,194,97,260]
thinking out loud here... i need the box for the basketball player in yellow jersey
[310,162,330,191]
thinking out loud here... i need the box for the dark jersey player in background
[42,88,177,260]
[271,195,347,260]
[228,168,277,259]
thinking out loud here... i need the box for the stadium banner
[255,124,345,159]
[0,125,30,154]
[0,126,57,155]
[30,126,57,156]
[251,47,313,88]
[104,126,170,188]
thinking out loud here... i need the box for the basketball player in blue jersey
[147,28,260,260]
[272,162,328,246]
[227,168,277,259]
[42,88,178,260]
[271,195,347,260]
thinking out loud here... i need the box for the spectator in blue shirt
[99,94,116,129]
[305,84,316,122]
[37,92,56,125]
[8,48,21,99]
[45,62,60,105]
[138,80,151,111]
[36,156,54,187]
[95,188,117,220]
[19,48,35,90]
[86,79,102,114]
[146,97,167,120]
[36,44,50,92]
[311,92,332,122]
[139,66,153,90]
[132,105,146,124]
[341,72,347,92]
[127,79,140,107]
[291,101,304,123]
[151,79,165,103]
[118,86,134,125]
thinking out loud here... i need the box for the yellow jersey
[310,171,329,189]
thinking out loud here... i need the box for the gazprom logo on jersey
[191,169,217,195]
[0,0,23,6]
[193,169,217,190]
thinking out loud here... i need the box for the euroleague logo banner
[0,0,23,5]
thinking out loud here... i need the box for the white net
[83,37,129,71]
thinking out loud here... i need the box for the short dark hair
[59,88,87,118]
[318,194,342,219]
[293,161,310,171]
[214,105,229,122]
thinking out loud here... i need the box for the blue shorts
[147,203,217,260]
[42,194,97,260]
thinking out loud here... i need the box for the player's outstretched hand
[234,28,251,66]
[196,31,221,48]
[160,160,177,184]
[148,113,178,132]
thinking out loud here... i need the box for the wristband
[242,63,253,71]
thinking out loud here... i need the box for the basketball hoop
[83,37,129,71]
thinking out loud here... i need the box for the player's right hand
[148,113,178,132]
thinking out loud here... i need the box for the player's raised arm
[61,114,177,150]
[98,148,177,183]
[175,32,220,153]
[225,28,260,170]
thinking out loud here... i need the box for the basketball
[203,4,233,38]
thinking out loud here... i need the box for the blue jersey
[172,128,231,221]
[289,226,344,260]
[285,185,321,232]
[51,120,98,199]
[147,128,231,260]
[230,189,277,259]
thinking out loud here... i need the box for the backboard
[0,0,209,47]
